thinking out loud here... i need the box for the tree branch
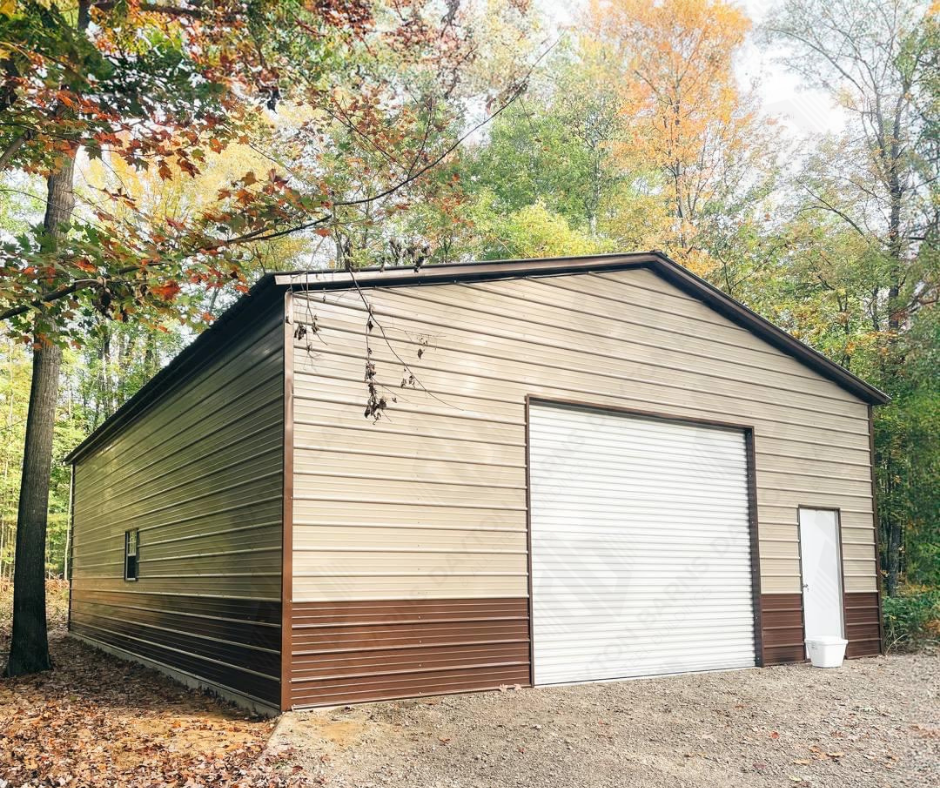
[93,1,206,18]
[0,132,28,172]
[0,279,99,322]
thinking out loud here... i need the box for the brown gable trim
[274,251,887,405]
[644,256,889,406]
[273,252,657,290]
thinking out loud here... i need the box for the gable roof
[66,251,887,463]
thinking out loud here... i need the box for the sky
[536,0,847,136]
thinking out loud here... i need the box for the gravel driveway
[271,654,938,788]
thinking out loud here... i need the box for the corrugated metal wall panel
[293,276,876,597]
[760,594,806,664]
[289,599,530,706]
[528,404,756,683]
[314,279,865,407]
[70,301,285,712]
[295,305,870,442]
[844,592,881,657]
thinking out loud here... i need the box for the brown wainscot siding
[844,592,881,658]
[289,599,530,707]
[69,298,285,714]
[760,593,805,665]
[70,589,281,703]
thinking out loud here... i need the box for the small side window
[124,529,139,581]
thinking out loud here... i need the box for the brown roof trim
[272,252,657,290]
[66,250,887,463]
[642,254,889,405]
[64,276,283,463]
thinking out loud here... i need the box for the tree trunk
[3,155,76,677]
[880,141,904,596]
[885,516,901,597]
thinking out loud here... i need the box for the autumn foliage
[0,0,536,342]
[587,0,773,273]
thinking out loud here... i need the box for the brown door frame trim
[744,430,765,666]
[523,396,765,685]
[280,291,295,712]
[796,505,847,640]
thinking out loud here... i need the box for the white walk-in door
[799,508,844,639]
[529,403,757,685]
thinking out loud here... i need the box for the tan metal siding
[70,302,285,711]
[292,268,876,603]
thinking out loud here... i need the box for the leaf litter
[0,582,318,787]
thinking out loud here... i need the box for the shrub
[883,587,940,652]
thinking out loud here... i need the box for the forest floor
[0,581,310,787]
[1,583,937,787]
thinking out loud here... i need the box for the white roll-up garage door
[529,402,756,685]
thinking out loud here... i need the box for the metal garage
[66,252,887,713]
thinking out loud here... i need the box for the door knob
[802,583,809,590]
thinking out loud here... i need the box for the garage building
[66,252,887,715]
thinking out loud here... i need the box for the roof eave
[64,274,282,464]
[272,251,658,290]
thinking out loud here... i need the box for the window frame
[124,529,139,582]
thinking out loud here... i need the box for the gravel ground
[271,654,939,788]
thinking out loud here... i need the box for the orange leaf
[152,281,181,301]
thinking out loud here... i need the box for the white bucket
[805,636,848,668]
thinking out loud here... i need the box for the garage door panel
[529,521,754,537]
[530,403,757,685]
[528,454,749,481]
